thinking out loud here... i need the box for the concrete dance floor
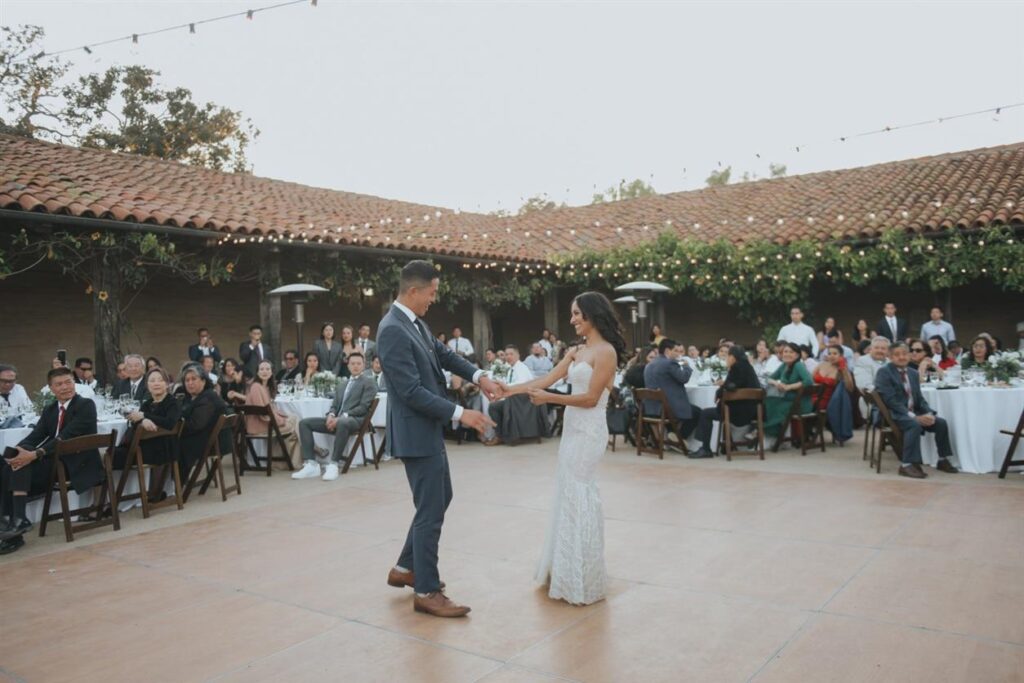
[2,435,1023,682]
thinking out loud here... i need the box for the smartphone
[57,349,67,366]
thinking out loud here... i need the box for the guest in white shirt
[0,364,32,413]
[523,343,553,378]
[777,307,819,357]
[919,306,956,345]
[200,355,219,384]
[752,340,780,383]
[538,329,553,357]
[853,337,891,390]
[801,345,819,374]
[71,357,98,390]
[502,345,534,385]
[447,327,475,357]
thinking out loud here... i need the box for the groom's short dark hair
[658,338,677,354]
[399,260,438,294]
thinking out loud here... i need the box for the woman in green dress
[764,342,814,438]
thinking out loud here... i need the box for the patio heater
[614,281,670,346]
[612,295,639,349]
[267,283,329,357]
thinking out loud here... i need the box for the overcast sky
[4,1,1023,213]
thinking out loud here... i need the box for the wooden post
[472,298,493,355]
[259,254,282,361]
[543,289,559,338]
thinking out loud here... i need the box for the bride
[501,292,626,605]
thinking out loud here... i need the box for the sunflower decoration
[97,290,109,302]
[90,232,101,241]
[85,285,93,294]
[225,262,235,273]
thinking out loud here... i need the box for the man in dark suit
[875,342,959,479]
[378,260,500,618]
[114,354,150,402]
[643,338,697,444]
[187,327,222,365]
[293,352,378,482]
[356,323,377,362]
[0,367,102,554]
[239,324,272,377]
[875,302,909,343]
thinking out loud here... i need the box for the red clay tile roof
[1,133,1022,264]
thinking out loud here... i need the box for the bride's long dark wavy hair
[572,292,629,365]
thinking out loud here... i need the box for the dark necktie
[57,404,66,433]
[1,393,8,405]
[414,319,433,350]
[899,369,914,411]
[360,339,367,351]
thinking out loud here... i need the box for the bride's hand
[527,388,549,405]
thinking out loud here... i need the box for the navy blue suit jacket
[643,355,694,420]
[874,363,934,420]
[377,305,479,459]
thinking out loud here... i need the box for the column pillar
[472,297,493,355]
[259,253,282,360]
[543,289,559,337]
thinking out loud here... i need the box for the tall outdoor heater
[267,283,329,357]
[614,281,670,345]
[612,295,639,349]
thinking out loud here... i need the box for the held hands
[459,409,496,435]
[477,375,504,401]
[527,388,549,406]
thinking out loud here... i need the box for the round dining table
[919,385,1024,474]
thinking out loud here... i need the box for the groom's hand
[478,375,503,401]
[460,409,495,434]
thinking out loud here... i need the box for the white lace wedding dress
[534,360,608,605]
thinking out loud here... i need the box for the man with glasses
[73,358,97,390]
[275,350,302,382]
[0,365,31,415]
[907,340,941,378]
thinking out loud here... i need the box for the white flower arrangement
[311,370,337,396]
[699,356,728,381]
[985,350,1023,384]
[488,360,512,382]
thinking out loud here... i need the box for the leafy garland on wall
[552,226,1024,328]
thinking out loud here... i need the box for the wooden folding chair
[634,388,685,459]
[859,388,878,463]
[772,384,827,455]
[238,404,294,476]
[114,421,184,519]
[997,407,1024,479]
[867,390,902,474]
[184,414,242,502]
[39,432,121,542]
[340,397,380,474]
[719,388,766,461]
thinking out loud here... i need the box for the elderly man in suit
[292,352,378,482]
[0,367,102,554]
[378,260,500,618]
[875,342,959,479]
[643,338,698,451]
[114,354,150,402]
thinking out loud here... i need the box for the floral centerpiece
[487,360,512,382]
[698,356,728,382]
[983,350,1022,384]
[310,370,337,397]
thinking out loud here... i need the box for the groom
[378,260,500,617]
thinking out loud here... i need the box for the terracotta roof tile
[0,133,1021,264]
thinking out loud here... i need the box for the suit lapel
[393,308,445,380]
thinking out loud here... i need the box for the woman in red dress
[813,344,854,410]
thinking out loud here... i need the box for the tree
[705,167,732,187]
[517,193,565,215]
[707,163,786,187]
[0,25,259,381]
[592,178,656,204]
[769,162,787,178]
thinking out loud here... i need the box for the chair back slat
[722,388,765,403]
[635,388,670,420]
[55,431,116,456]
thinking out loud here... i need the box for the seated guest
[928,336,958,370]
[220,358,247,404]
[369,355,387,390]
[764,342,814,442]
[73,357,98,390]
[200,355,219,384]
[292,353,377,481]
[643,338,697,442]
[692,346,761,458]
[687,345,701,363]
[447,327,475,358]
[752,340,781,384]
[908,339,942,378]
[524,342,554,378]
[188,327,222,364]
[314,322,345,376]
[875,343,959,478]
[178,364,229,481]
[112,368,182,502]
[0,367,101,554]
[145,357,162,372]
[245,360,300,469]
[853,337,890,390]
[484,345,547,445]
[960,335,994,370]
[300,351,322,387]
[116,361,128,381]
[716,343,731,362]
[948,339,964,361]
[538,329,554,357]
[481,348,498,373]
[0,364,32,416]
[496,348,507,363]
[814,344,855,444]
[800,345,819,374]
[275,350,302,382]
[548,333,566,364]
[114,354,150,402]
[624,346,657,390]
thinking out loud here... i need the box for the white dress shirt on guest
[447,337,475,356]
[538,339,553,356]
[853,355,886,390]
[524,354,553,378]
[920,320,956,344]
[508,360,534,386]
[777,322,819,357]
[1,383,32,412]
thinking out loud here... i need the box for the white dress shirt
[920,320,955,345]
[524,354,553,378]
[447,337,475,356]
[392,301,482,421]
[507,360,534,386]
[1,383,31,412]
[777,322,819,357]
[538,339,553,356]
[884,316,899,340]
[853,355,886,390]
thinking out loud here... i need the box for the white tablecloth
[274,395,387,467]
[0,418,127,523]
[920,386,1024,474]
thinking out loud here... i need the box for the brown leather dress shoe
[387,567,444,591]
[935,459,959,474]
[899,463,927,479]
[414,592,470,618]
